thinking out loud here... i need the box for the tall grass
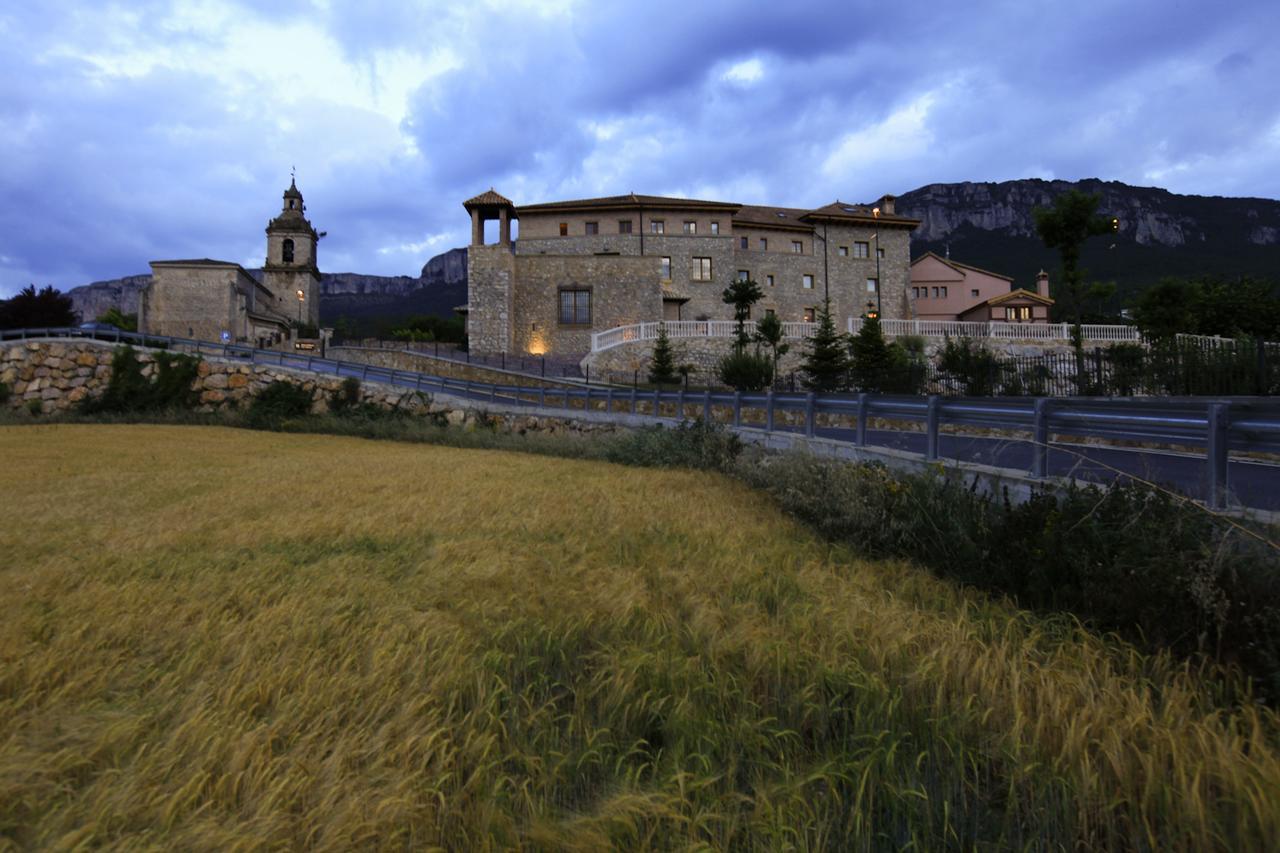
[1,425,1278,849]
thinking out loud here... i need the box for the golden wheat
[1,424,1277,850]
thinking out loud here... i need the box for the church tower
[262,178,321,330]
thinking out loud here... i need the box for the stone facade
[139,180,321,347]
[463,190,920,357]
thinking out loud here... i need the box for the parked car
[76,322,121,336]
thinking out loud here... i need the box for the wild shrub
[605,419,742,471]
[26,398,42,416]
[329,376,363,413]
[81,345,201,413]
[939,336,1000,395]
[736,454,1280,695]
[245,380,315,428]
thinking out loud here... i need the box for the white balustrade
[591,318,1143,352]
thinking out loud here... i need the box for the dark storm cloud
[0,0,1277,296]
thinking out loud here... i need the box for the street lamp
[871,207,882,317]
[296,289,305,328]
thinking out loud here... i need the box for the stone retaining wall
[328,346,580,389]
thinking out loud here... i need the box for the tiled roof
[912,251,1013,281]
[464,188,516,208]
[150,258,242,268]
[517,193,740,213]
[731,204,813,230]
[803,200,921,227]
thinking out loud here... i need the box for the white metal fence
[590,318,1141,352]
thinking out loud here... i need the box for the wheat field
[1,424,1278,850]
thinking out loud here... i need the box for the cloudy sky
[1,0,1277,296]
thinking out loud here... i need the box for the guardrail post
[703,390,712,423]
[490,382,497,403]
[538,386,546,407]
[733,391,742,428]
[766,390,775,432]
[361,364,369,380]
[653,388,661,419]
[855,393,868,446]
[926,395,941,461]
[629,386,637,414]
[1031,397,1050,478]
[677,387,685,421]
[1206,402,1230,509]
[606,387,614,412]
[804,392,816,438]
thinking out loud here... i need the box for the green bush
[329,377,363,413]
[716,349,773,391]
[246,381,315,428]
[604,419,742,472]
[81,346,201,414]
[736,454,1280,697]
[939,337,1000,396]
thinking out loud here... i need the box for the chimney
[1036,270,1050,299]
[877,194,896,216]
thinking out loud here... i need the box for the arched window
[282,239,294,264]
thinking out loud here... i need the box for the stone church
[139,180,321,348]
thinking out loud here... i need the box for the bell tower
[263,177,321,329]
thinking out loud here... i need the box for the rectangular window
[766,274,775,287]
[739,236,749,249]
[1005,307,1017,322]
[660,256,671,279]
[559,222,568,236]
[971,288,979,298]
[737,269,750,282]
[1007,306,1031,321]
[866,278,878,293]
[692,257,713,281]
[932,287,940,299]
[585,221,598,235]
[803,274,814,289]
[792,240,803,253]
[559,289,591,325]
[803,307,816,322]
[618,219,632,234]
[854,242,869,258]
[941,286,948,298]
[765,308,776,318]
[759,238,768,251]
[838,246,849,256]
[877,248,885,259]
[710,221,719,234]
[912,287,919,298]
[651,220,664,234]
[683,220,697,234]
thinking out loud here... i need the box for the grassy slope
[1,425,1278,850]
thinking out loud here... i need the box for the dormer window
[282,239,295,264]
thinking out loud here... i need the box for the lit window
[660,256,671,279]
[766,274,775,287]
[692,257,713,281]
[710,221,719,234]
[838,246,848,256]
[585,221,599,235]
[559,223,568,236]
[792,240,803,253]
[559,289,591,324]
[683,220,697,234]
[739,236,748,249]
[651,220,665,234]
[618,219,632,234]
[866,278,878,293]
[803,307,816,322]
[738,269,750,282]
[803,274,814,289]
[1006,306,1032,321]
[854,242,869,258]
[759,238,768,251]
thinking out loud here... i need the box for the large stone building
[139,180,321,347]
[463,190,919,355]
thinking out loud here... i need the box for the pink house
[909,252,1053,323]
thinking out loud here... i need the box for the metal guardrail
[6,327,1278,509]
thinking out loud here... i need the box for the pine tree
[648,323,678,385]
[848,314,892,392]
[799,300,849,393]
